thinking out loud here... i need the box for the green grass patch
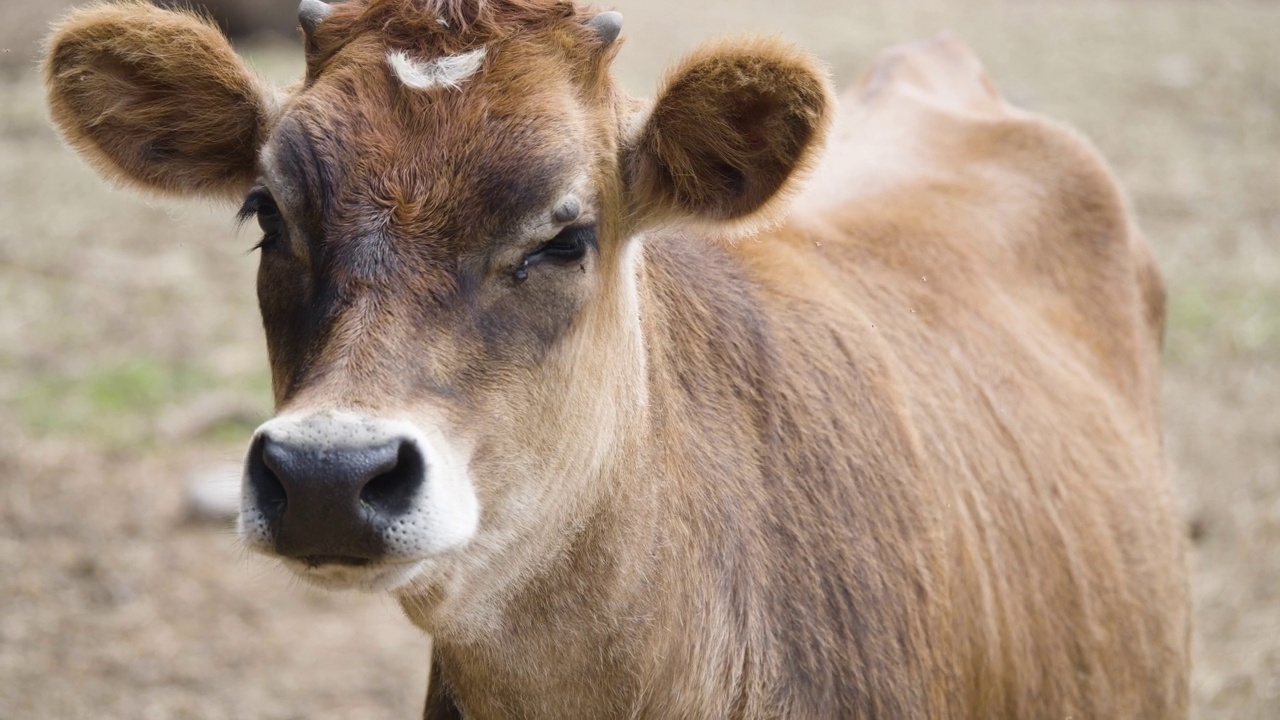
[17,357,269,449]
[1165,281,1280,365]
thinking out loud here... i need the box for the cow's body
[417,48,1187,718]
[44,2,1189,718]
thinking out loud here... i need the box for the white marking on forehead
[387,47,487,91]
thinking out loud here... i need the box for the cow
[43,0,1191,717]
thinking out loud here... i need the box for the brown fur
[43,1,272,198]
[629,36,835,233]
[44,2,1190,718]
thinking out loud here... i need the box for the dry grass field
[2,0,1277,717]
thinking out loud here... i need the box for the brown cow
[43,1,1190,717]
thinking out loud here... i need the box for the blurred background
[1,0,1277,717]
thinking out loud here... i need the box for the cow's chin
[278,558,430,593]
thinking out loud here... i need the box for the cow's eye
[238,189,283,249]
[256,198,282,237]
[526,225,596,266]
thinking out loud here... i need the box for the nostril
[248,435,288,515]
[359,440,426,517]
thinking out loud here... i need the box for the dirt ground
[2,0,1278,717]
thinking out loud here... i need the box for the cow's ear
[625,36,834,234]
[43,2,273,199]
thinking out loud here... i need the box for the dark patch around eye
[474,153,569,233]
[274,118,340,222]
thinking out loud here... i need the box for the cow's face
[240,10,631,592]
[44,0,831,600]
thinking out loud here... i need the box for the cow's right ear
[43,1,272,199]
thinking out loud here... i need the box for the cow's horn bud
[299,0,333,37]
[586,11,623,46]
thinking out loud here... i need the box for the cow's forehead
[262,49,589,247]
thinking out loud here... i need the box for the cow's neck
[429,486,672,717]
[422,233,766,718]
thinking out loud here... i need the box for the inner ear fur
[627,36,834,232]
[43,1,271,198]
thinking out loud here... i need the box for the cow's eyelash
[236,188,271,227]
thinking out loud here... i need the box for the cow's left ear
[625,37,834,233]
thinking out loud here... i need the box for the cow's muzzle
[238,411,478,580]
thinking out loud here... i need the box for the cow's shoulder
[767,35,1164,412]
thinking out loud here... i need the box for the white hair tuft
[387,47,488,91]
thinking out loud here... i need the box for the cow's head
[45,0,831,603]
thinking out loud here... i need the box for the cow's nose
[245,431,427,563]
